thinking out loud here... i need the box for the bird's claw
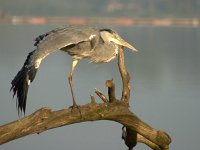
[69,104,79,109]
[69,104,82,117]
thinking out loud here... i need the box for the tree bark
[0,48,171,149]
[0,101,171,148]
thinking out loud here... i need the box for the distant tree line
[0,0,199,18]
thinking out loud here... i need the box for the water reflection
[0,25,200,150]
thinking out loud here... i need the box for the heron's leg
[68,59,78,107]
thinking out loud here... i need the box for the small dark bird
[10,25,137,114]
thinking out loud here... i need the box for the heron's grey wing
[32,26,100,65]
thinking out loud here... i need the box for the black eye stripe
[100,29,115,34]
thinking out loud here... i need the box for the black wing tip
[11,50,38,115]
[10,70,29,115]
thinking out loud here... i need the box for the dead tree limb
[118,47,137,149]
[118,47,131,103]
[0,47,171,149]
[0,101,171,148]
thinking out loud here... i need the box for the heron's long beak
[120,39,137,52]
[111,38,137,52]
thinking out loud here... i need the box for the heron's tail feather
[10,50,38,114]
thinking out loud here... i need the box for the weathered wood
[106,79,116,103]
[0,47,172,149]
[122,126,137,150]
[118,47,131,103]
[95,88,109,103]
[137,134,162,150]
[0,101,171,148]
[118,47,137,149]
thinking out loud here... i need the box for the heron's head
[100,29,137,52]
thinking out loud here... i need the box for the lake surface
[0,24,200,150]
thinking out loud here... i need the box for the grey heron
[10,25,137,114]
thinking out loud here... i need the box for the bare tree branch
[137,134,162,150]
[0,47,171,149]
[0,100,171,148]
[106,79,116,102]
[118,47,131,103]
[117,47,137,149]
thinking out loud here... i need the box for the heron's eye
[115,34,121,40]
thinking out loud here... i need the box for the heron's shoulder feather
[31,25,101,62]
[34,25,100,51]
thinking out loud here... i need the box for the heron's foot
[69,103,79,109]
[69,104,82,117]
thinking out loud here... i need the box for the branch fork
[0,48,171,150]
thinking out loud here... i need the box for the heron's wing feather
[32,26,99,63]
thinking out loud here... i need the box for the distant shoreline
[0,15,199,27]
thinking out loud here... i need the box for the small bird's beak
[111,38,137,52]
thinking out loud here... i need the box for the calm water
[0,25,200,150]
